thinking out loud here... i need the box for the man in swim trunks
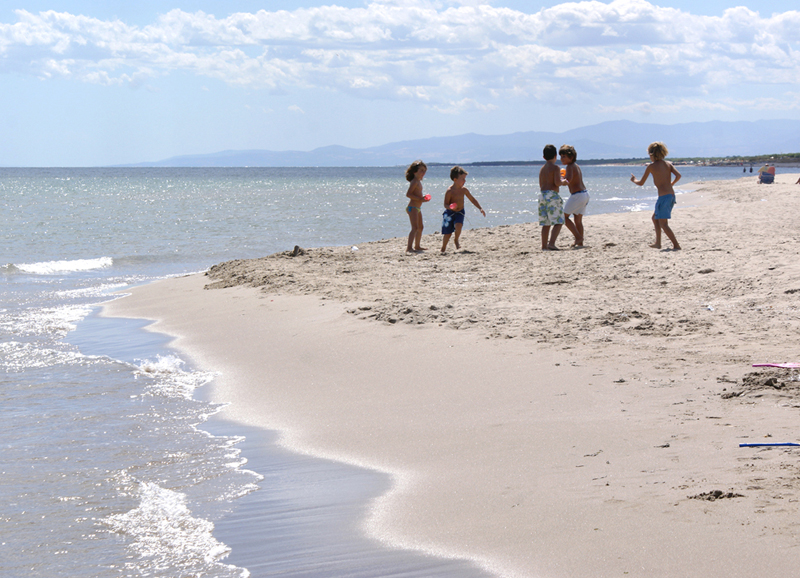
[630,141,681,250]
[538,144,564,250]
[558,144,589,248]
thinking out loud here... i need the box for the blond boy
[630,142,681,250]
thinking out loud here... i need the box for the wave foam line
[12,256,113,275]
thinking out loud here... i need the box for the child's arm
[552,166,563,190]
[443,188,453,209]
[562,165,573,186]
[406,180,422,201]
[465,190,486,217]
[630,165,652,186]
[669,163,681,186]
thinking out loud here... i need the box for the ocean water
[0,164,749,577]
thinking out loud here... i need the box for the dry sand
[104,173,800,578]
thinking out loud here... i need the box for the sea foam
[12,256,113,275]
[102,480,248,578]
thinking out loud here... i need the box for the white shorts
[563,191,589,215]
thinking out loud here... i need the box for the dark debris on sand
[689,490,745,501]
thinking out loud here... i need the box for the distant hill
[125,119,800,167]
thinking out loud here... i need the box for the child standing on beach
[539,144,564,250]
[441,166,485,253]
[558,144,589,248]
[630,142,682,250]
[405,160,429,252]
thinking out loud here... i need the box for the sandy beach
[104,173,800,578]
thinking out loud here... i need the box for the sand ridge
[206,175,800,368]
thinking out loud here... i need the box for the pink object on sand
[450,203,458,210]
[423,194,431,201]
[752,363,800,368]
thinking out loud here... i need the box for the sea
[1,164,750,578]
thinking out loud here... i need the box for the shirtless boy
[441,166,485,253]
[538,144,564,250]
[558,144,589,247]
[630,141,682,250]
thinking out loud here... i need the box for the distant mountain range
[126,119,800,167]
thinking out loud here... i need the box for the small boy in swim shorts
[538,144,564,250]
[441,166,485,253]
[558,144,589,248]
[630,142,681,250]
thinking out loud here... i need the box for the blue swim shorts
[654,194,676,220]
[441,208,465,235]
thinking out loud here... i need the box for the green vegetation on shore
[677,153,800,167]
[430,152,800,168]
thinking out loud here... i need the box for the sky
[1,0,799,166]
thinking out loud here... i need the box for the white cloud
[434,97,499,113]
[597,93,800,115]
[0,1,799,115]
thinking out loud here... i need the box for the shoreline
[104,173,800,577]
[198,414,492,578]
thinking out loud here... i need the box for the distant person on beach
[405,160,429,252]
[757,164,776,184]
[558,144,589,248]
[539,144,564,250]
[630,141,681,250]
[441,166,485,253]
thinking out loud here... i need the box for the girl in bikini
[405,160,429,252]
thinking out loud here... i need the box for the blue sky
[2,0,799,166]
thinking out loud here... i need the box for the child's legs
[549,223,562,246]
[453,222,463,248]
[413,211,424,248]
[441,233,451,252]
[541,226,551,249]
[574,214,584,241]
[563,214,579,240]
[651,214,662,243]
[658,219,680,247]
[407,209,419,249]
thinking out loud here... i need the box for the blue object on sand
[739,443,800,447]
